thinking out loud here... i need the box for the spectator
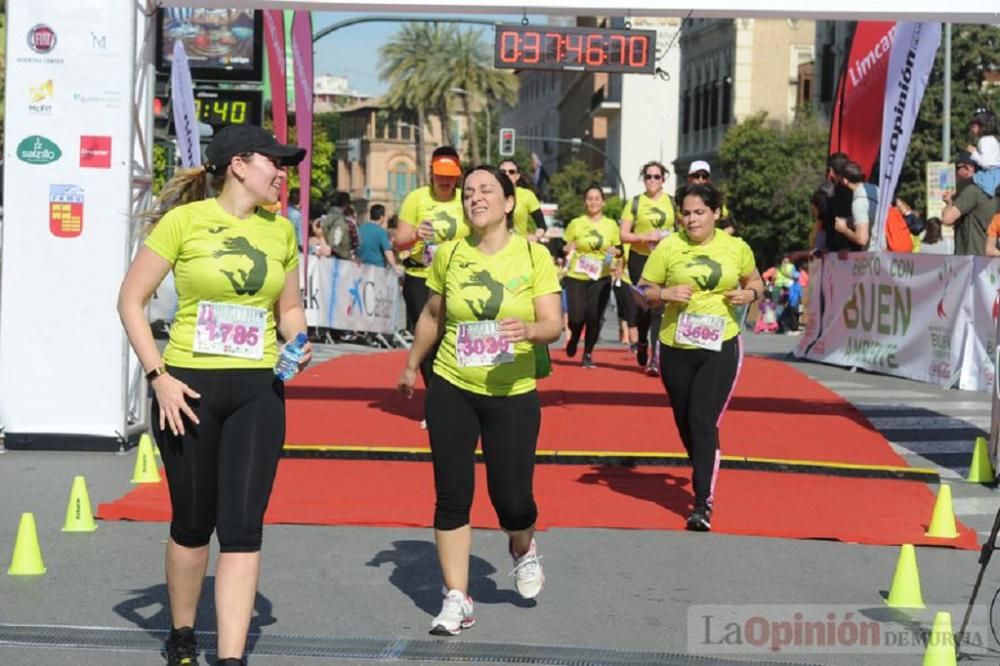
[320,192,358,261]
[358,204,399,270]
[287,186,303,249]
[834,161,875,251]
[984,189,1000,257]
[942,151,995,256]
[919,218,951,255]
[815,153,856,252]
[966,107,1000,198]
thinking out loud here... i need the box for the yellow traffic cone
[922,611,957,666]
[7,513,46,575]
[925,484,959,539]
[62,476,98,532]
[886,544,925,609]
[130,435,161,484]
[966,436,995,483]
[141,432,160,458]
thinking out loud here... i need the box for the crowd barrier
[151,255,404,337]
[794,252,1000,392]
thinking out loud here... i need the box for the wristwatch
[145,366,167,382]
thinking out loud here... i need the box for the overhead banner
[313,258,401,334]
[794,253,971,388]
[291,11,313,272]
[872,22,941,251]
[828,21,895,177]
[1,0,135,448]
[170,39,200,168]
[262,10,289,212]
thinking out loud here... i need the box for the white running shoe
[509,538,545,599]
[420,419,428,430]
[429,589,475,636]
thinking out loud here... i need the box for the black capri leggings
[658,337,742,509]
[564,276,612,354]
[152,367,285,553]
[628,251,662,350]
[402,273,436,386]
[613,280,636,327]
[426,375,541,531]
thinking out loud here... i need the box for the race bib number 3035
[194,301,267,360]
[456,321,515,367]
[675,312,726,351]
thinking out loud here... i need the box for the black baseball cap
[955,150,978,169]
[205,125,306,171]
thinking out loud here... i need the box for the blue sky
[312,12,524,95]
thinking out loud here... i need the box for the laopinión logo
[16,135,62,165]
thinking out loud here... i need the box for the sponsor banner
[16,134,62,164]
[170,40,201,168]
[291,11,313,274]
[958,258,1000,391]
[80,135,112,168]
[262,10,289,213]
[873,22,941,251]
[797,253,971,387]
[828,22,896,177]
[313,258,401,334]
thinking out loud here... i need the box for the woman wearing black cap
[118,125,310,666]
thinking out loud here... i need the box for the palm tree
[444,29,518,164]
[379,23,451,185]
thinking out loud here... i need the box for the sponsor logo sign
[72,90,123,109]
[49,185,85,238]
[27,24,57,53]
[16,135,62,165]
[28,80,54,115]
[80,136,112,169]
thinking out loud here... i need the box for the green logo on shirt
[649,207,667,228]
[687,255,722,291]
[214,236,268,295]
[586,228,605,250]
[461,268,505,320]
[434,210,459,240]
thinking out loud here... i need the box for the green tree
[547,160,603,223]
[287,115,336,209]
[719,111,827,268]
[897,24,1000,213]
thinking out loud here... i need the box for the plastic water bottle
[274,332,308,381]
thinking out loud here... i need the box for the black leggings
[613,281,636,327]
[658,337,742,508]
[152,367,285,553]
[426,375,541,531]
[628,252,662,349]
[402,273,436,386]
[564,276,612,354]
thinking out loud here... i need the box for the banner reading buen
[795,253,971,387]
[1,0,135,449]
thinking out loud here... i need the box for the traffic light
[499,128,516,157]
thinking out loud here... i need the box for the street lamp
[450,87,491,163]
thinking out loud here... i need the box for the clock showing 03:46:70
[493,24,657,74]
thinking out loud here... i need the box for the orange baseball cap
[431,154,462,177]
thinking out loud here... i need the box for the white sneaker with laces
[429,589,475,636]
[509,538,545,599]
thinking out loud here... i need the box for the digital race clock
[193,89,262,127]
[494,24,657,74]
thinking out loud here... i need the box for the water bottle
[274,332,308,381]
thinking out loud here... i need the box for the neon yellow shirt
[641,229,755,349]
[512,186,542,236]
[144,198,298,369]
[398,185,467,279]
[427,235,561,396]
[620,192,677,256]
[563,215,621,281]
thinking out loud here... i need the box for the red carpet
[97,459,977,549]
[283,349,906,466]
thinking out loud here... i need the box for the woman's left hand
[499,318,533,343]
[725,289,756,306]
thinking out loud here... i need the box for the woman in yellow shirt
[562,185,621,368]
[118,125,309,666]
[637,183,763,532]
[397,165,562,636]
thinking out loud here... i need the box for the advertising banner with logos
[1,0,134,448]
[794,253,972,388]
[958,258,1000,392]
[312,258,401,334]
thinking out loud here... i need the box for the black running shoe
[165,627,198,666]
[565,336,579,358]
[687,505,712,532]
[582,354,597,369]
[216,659,246,666]
[636,343,648,368]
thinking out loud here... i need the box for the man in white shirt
[834,161,875,251]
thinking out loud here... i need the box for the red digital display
[494,24,656,74]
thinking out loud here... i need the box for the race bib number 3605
[194,301,266,360]
[675,312,726,351]
[456,321,515,367]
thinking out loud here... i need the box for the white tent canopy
[160,0,999,22]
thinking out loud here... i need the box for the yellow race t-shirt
[621,192,677,256]
[641,229,755,349]
[398,186,468,279]
[512,186,542,237]
[563,215,621,281]
[427,235,561,396]
[145,198,298,369]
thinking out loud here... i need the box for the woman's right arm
[117,247,201,435]
[397,293,446,397]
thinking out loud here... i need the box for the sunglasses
[643,173,663,181]
[689,171,710,180]
[501,168,518,175]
